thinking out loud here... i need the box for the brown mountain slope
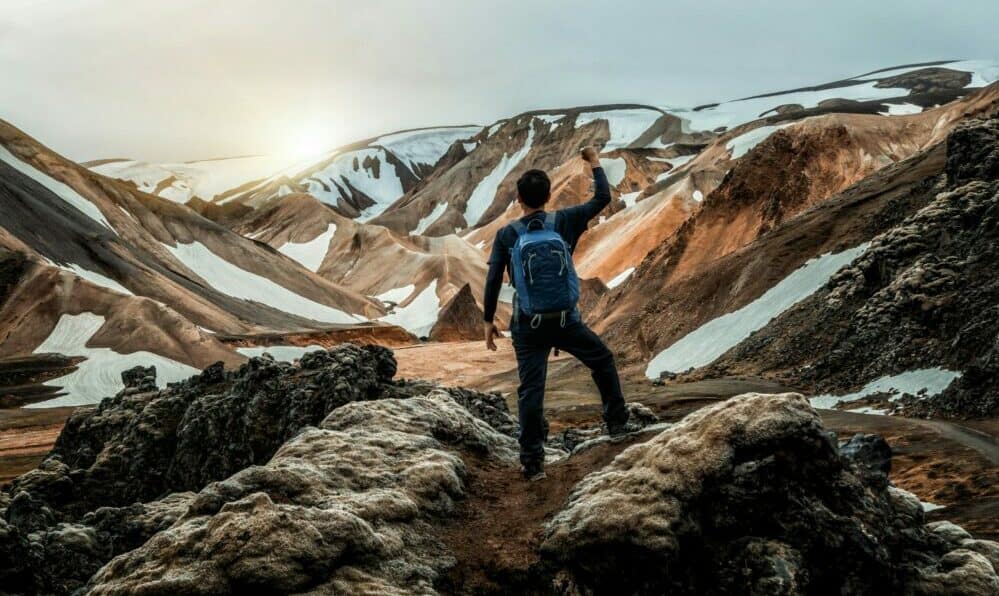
[592,83,999,334]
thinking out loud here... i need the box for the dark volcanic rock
[0,343,516,595]
[4,342,996,594]
[775,103,804,115]
[839,432,892,489]
[875,67,973,95]
[541,393,999,595]
[84,392,519,595]
[3,377,997,594]
[28,344,400,516]
[119,365,156,393]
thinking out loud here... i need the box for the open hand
[484,322,501,351]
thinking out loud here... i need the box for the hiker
[482,146,637,481]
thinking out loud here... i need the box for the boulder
[541,392,999,595]
[84,392,518,595]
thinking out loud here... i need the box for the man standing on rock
[482,146,637,481]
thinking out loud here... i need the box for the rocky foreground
[2,346,998,595]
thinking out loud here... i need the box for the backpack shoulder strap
[510,220,527,237]
[543,211,557,230]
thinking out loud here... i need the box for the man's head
[516,169,551,210]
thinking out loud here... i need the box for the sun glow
[283,126,332,160]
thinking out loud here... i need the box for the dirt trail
[909,418,999,465]
[436,430,661,593]
[819,409,998,539]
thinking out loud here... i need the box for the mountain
[0,119,393,407]
[605,84,999,420]
[1,58,987,411]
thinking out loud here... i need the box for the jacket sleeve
[559,166,611,235]
[482,230,506,323]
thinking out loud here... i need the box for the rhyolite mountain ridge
[2,59,998,413]
[2,60,999,594]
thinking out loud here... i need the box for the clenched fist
[580,146,600,167]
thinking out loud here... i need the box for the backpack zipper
[552,249,566,275]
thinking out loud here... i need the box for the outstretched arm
[560,146,611,230]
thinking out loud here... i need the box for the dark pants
[511,311,629,466]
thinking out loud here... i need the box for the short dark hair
[517,169,551,208]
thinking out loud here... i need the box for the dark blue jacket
[482,166,611,322]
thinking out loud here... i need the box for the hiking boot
[522,462,546,482]
[606,419,644,437]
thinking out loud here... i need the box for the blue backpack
[510,212,580,320]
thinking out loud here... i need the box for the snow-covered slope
[90,155,298,203]
[29,312,199,408]
[217,125,482,220]
[645,244,869,377]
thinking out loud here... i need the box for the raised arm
[560,146,611,231]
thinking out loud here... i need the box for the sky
[2,0,997,162]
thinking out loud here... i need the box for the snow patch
[575,108,662,152]
[92,155,295,203]
[879,102,923,116]
[28,313,198,408]
[726,123,794,159]
[809,367,962,410]
[379,280,440,338]
[1,143,113,230]
[599,157,627,187]
[61,263,132,295]
[412,202,448,236]
[535,114,565,125]
[165,241,360,324]
[375,284,416,304]
[693,190,704,202]
[606,267,635,289]
[277,223,337,272]
[646,243,869,378]
[857,59,999,88]
[666,154,695,168]
[304,148,405,222]
[620,191,640,209]
[375,126,481,171]
[665,79,906,134]
[464,123,536,226]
